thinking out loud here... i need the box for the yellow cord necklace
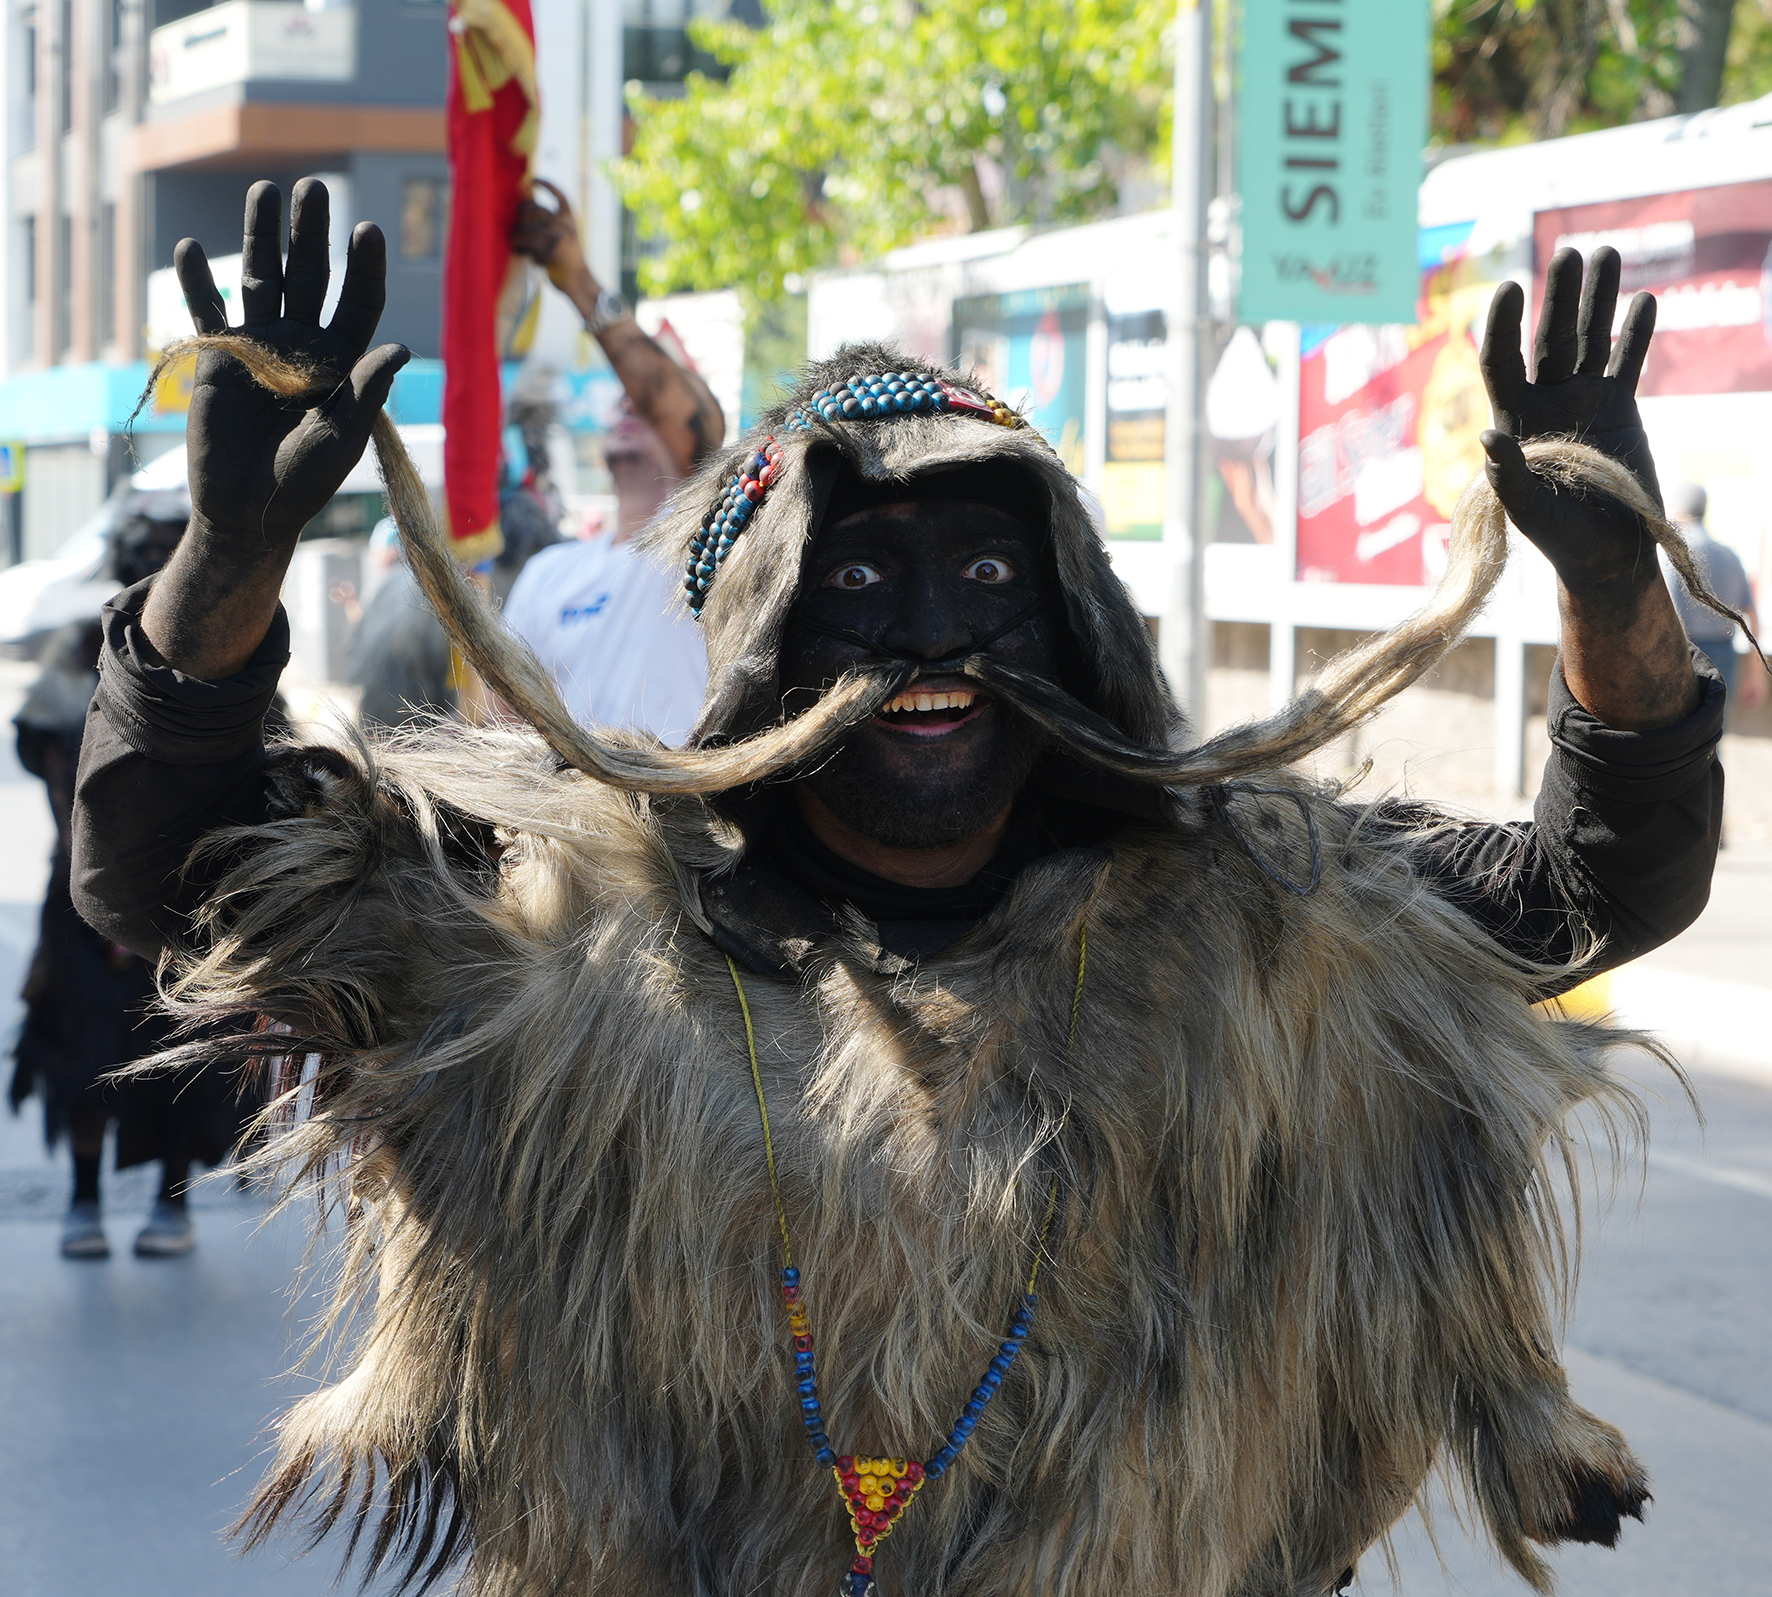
[725,925,1086,1597]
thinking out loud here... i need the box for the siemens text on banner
[1238,0,1428,325]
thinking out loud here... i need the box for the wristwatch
[587,287,630,336]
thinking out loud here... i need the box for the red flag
[442,0,538,563]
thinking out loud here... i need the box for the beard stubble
[800,709,1047,850]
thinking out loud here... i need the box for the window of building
[21,7,37,152]
[57,212,71,356]
[99,201,115,346]
[622,0,731,88]
[105,0,121,112]
[58,0,71,133]
[401,175,447,260]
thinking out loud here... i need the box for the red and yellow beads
[835,1454,925,1570]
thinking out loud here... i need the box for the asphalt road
[1361,1052,1772,1597]
[0,659,1766,1596]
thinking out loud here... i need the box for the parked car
[0,449,189,658]
[0,426,445,659]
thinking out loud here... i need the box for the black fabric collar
[695,790,1118,979]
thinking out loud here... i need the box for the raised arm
[1400,249,1726,991]
[143,178,407,678]
[72,178,405,957]
[511,179,724,475]
[1479,247,1697,731]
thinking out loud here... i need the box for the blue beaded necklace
[724,928,1084,1597]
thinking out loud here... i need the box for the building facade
[0,0,447,565]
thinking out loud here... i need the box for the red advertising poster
[1296,224,1500,584]
[1534,181,1772,397]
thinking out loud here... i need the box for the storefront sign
[1103,309,1168,540]
[1238,0,1428,324]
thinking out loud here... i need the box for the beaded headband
[682,370,1023,618]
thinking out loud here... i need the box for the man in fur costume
[73,179,1731,1597]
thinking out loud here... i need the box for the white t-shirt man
[503,536,708,745]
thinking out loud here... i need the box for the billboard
[1534,180,1772,397]
[1098,310,1281,544]
[953,285,1089,475]
[1295,222,1503,584]
[1103,308,1167,540]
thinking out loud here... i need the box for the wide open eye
[824,562,882,590]
[963,555,1016,584]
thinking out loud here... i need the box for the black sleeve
[71,576,291,960]
[1392,651,1725,997]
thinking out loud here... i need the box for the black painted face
[780,499,1060,849]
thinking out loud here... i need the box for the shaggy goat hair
[132,336,1725,1597]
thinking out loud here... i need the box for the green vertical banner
[1238,0,1428,324]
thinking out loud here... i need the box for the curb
[1596,965,1772,1089]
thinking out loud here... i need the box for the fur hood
[636,344,1179,753]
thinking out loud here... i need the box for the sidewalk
[1582,840,1772,1087]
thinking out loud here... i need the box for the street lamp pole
[1163,0,1216,723]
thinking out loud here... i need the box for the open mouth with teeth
[873,684,990,738]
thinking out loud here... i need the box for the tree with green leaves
[613,0,1172,305]
[1433,0,1764,146]
[620,0,1772,309]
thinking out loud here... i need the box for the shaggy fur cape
[171,348,1652,1597]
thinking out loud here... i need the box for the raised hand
[1478,247,1661,599]
[1481,247,1700,730]
[176,177,409,548]
[142,178,408,680]
[510,177,589,294]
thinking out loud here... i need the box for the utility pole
[1162,0,1215,723]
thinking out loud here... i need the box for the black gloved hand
[1478,246,1662,602]
[175,177,410,550]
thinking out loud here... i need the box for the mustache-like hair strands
[147,335,1762,793]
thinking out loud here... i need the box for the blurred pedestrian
[346,518,456,731]
[1661,482,1763,713]
[493,463,565,605]
[503,180,717,742]
[7,494,252,1258]
[350,477,562,731]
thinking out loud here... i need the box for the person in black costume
[8,493,254,1258]
[62,181,1738,1591]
